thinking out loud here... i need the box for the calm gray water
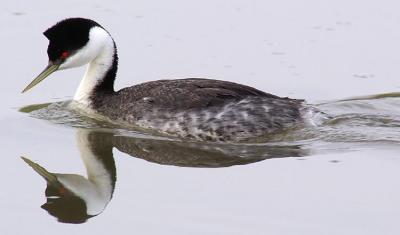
[2,1,400,234]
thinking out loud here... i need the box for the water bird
[22,18,306,141]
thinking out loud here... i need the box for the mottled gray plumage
[91,78,304,141]
[31,18,306,142]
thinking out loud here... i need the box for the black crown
[44,18,102,61]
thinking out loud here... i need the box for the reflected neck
[72,129,116,215]
[73,38,118,107]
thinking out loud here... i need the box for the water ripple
[19,95,400,155]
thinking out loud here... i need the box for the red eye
[61,51,69,59]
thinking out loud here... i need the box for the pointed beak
[21,156,61,187]
[21,61,61,93]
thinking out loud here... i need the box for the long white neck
[71,27,116,107]
[56,129,115,215]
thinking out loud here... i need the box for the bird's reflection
[22,130,116,223]
[23,128,308,223]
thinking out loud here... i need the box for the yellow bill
[21,156,59,186]
[22,63,60,93]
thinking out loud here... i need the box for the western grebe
[22,18,305,141]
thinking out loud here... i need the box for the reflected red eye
[59,187,66,195]
[61,51,69,59]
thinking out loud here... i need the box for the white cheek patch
[59,26,111,70]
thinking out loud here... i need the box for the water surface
[2,1,400,234]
